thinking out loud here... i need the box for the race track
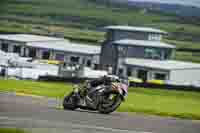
[0,93,200,133]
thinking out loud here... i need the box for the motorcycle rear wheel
[63,93,78,110]
[98,90,122,114]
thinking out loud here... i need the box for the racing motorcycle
[63,76,128,114]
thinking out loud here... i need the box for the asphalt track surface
[0,93,200,133]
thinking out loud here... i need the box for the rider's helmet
[106,75,120,82]
[120,78,129,87]
[106,75,129,87]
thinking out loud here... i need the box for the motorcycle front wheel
[63,92,78,110]
[98,90,122,114]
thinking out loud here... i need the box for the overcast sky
[129,0,200,7]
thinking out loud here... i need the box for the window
[55,54,65,61]
[70,56,80,63]
[94,64,98,70]
[148,34,162,41]
[42,50,50,59]
[29,48,37,58]
[127,67,132,77]
[1,43,8,52]
[144,48,162,60]
[86,60,91,67]
[13,45,21,54]
[154,73,167,80]
[137,69,148,81]
[118,46,127,57]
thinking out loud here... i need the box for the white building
[0,34,101,69]
[125,58,200,86]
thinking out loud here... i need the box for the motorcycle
[63,76,128,114]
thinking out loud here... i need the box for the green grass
[1,0,169,26]
[165,40,200,50]
[0,128,27,133]
[0,79,72,98]
[0,79,200,119]
[1,0,200,42]
[118,88,200,120]
[0,20,104,42]
[149,22,200,39]
[175,51,200,63]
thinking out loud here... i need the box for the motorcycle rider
[78,75,119,97]
[89,75,120,87]
[81,74,129,97]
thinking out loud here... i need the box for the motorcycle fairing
[111,82,128,97]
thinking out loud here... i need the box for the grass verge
[0,128,27,133]
[0,79,72,98]
[0,79,200,120]
[118,88,200,120]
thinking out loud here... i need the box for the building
[125,58,200,86]
[100,25,172,73]
[0,34,101,69]
[100,25,200,86]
